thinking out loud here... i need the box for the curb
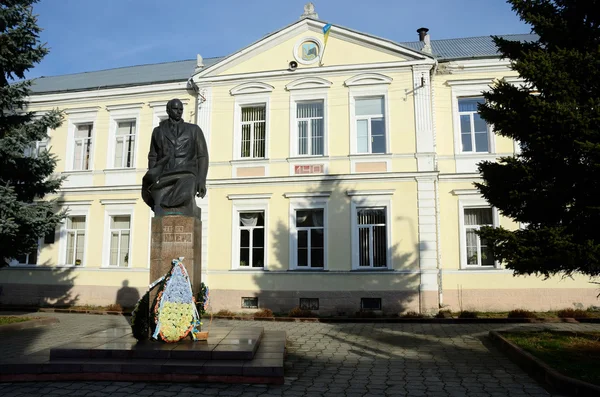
[0,373,284,385]
[0,307,594,323]
[0,317,59,333]
[488,330,600,396]
[210,316,582,324]
[0,306,130,316]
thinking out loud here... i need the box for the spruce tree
[0,0,64,265]
[476,0,600,278]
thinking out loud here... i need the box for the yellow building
[1,9,597,314]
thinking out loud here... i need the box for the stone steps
[0,326,286,384]
[50,326,265,361]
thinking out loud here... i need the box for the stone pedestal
[150,215,202,297]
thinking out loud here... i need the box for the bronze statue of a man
[141,99,209,217]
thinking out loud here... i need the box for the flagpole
[320,24,332,67]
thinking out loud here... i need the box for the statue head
[166,99,184,122]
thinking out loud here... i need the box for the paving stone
[2,314,598,396]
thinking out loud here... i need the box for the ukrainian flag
[323,23,332,45]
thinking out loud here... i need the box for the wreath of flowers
[151,257,200,343]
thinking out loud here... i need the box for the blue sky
[29,0,530,79]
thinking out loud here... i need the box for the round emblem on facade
[293,37,323,65]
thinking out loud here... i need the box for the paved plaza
[1,313,598,396]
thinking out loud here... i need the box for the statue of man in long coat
[141,99,209,217]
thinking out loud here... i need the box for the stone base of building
[1,283,596,314]
[442,288,599,312]
[0,283,145,308]
[208,289,421,316]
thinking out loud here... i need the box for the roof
[28,26,538,95]
[399,33,538,60]
[29,57,223,94]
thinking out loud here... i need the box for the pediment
[344,73,393,87]
[194,19,431,80]
[285,77,332,91]
[229,81,274,96]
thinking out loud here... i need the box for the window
[238,211,265,268]
[458,97,489,153]
[114,121,136,168]
[357,208,387,268]
[15,250,37,265]
[355,97,386,154]
[361,298,382,310]
[299,298,319,310]
[109,215,131,267]
[463,207,495,266]
[73,123,93,170]
[240,105,266,158]
[24,139,48,158]
[294,209,324,268]
[242,297,258,309]
[296,101,324,156]
[65,216,86,266]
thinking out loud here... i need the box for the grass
[0,316,32,325]
[503,331,600,386]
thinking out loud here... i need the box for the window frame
[24,136,50,158]
[349,86,390,155]
[239,104,267,159]
[107,106,141,170]
[233,94,270,161]
[295,100,325,157]
[458,198,500,269]
[65,109,98,172]
[349,194,393,270]
[289,90,329,158]
[457,97,491,154]
[101,203,135,268]
[289,198,328,270]
[72,123,94,171]
[450,83,496,156]
[114,120,137,168]
[58,202,91,267]
[108,215,132,267]
[8,238,42,267]
[231,198,270,270]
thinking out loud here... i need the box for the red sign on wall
[294,164,324,175]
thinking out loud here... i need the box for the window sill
[1,265,83,270]
[230,158,269,165]
[351,267,394,272]
[231,268,266,271]
[457,266,508,272]
[103,168,137,173]
[349,153,392,159]
[455,152,495,158]
[100,266,132,269]
[290,268,326,271]
[3,264,38,268]
[287,155,329,161]
[62,170,93,174]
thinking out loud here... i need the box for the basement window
[299,298,319,310]
[241,297,258,309]
[360,298,382,311]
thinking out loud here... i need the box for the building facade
[1,13,597,314]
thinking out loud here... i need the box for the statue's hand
[196,183,207,199]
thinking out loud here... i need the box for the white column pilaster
[196,86,212,282]
[413,65,435,172]
[417,176,439,311]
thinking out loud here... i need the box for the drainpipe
[430,60,443,309]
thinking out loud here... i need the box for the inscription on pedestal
[150,216,202,297]
[159,225,193,243]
